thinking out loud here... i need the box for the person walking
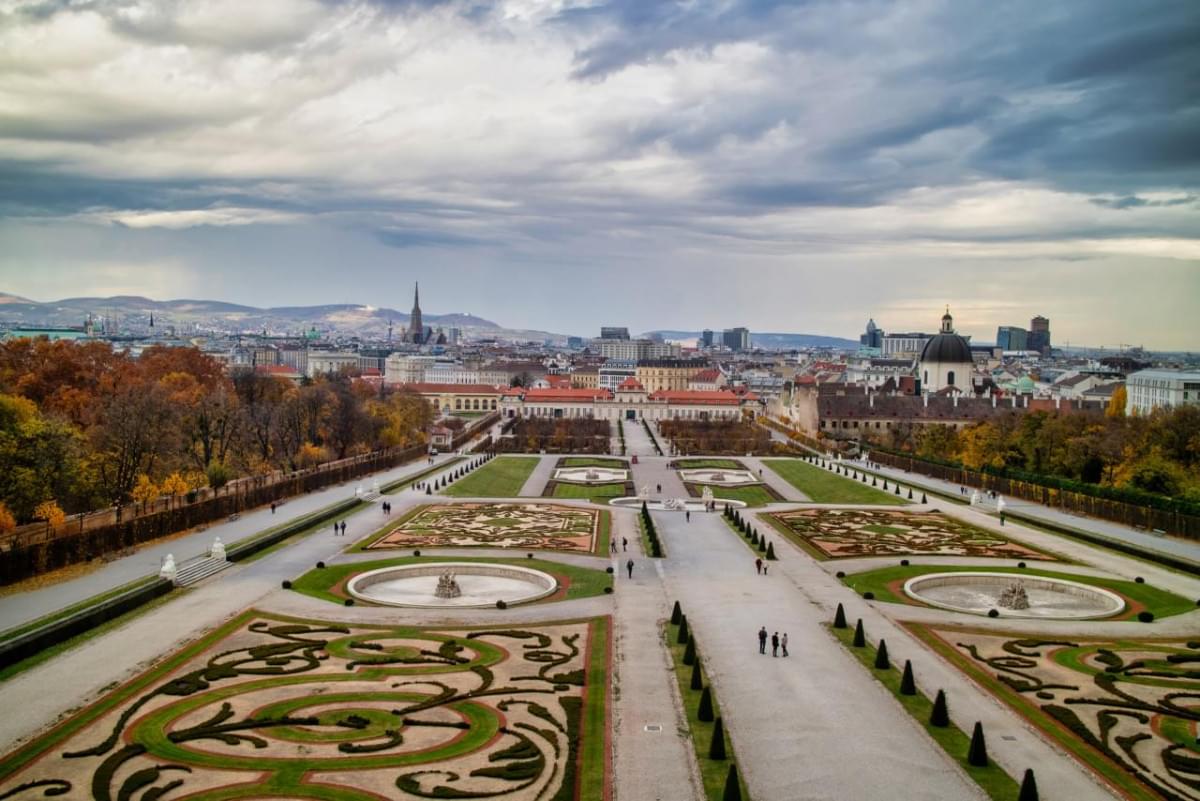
[685,510,690,522]
[271,502,276,514]
[610,539,617,554]
[771,632,780,657]
[340,521,347,536]
[656,483,662,494]
[758,626,768,654]
[781,632,789,657]
[755,557,762,575]
[333,521,339,535]
[763,563,769,576]
[621,537,628,552]
[626,559,634,578]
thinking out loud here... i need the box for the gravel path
[518,454,558,497]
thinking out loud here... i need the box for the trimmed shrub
[527,552,534,558]
[698,685,714,722]
[344,598,354,606]
[757,537,767,553]
[863,591,875,600]
[967,721,988,767]
[683,637,696,666]
[988,609,1000,618]
[930,689,950,727]
[908,488,914,499]
[722,764,741,801]
[496,599,507,609]
[765,542,777,561]
[852,618,865,647]
[603,586,613,594]
[708,716,727,760]
[900,559,909,566]
[316,561,326,569]
[894,485,901,495]
[833,603,847,629]
[921,493,927,503]
[1017,561,1027,568]
[883,480,889,490]
[671,600,682,624]
[899,660,916,695]
[413,550,421,557]
[835,570,845,578]
[606,566,615,574]
[1018,769,1039,801]
[690,659,703,691]
[678,615,690,644]
[750,530,759,545]
[281,580,292,589]
[1135,576,1145,584]
[874,639,890,669]
[1138,611,1155,623]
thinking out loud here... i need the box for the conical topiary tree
[900,660,916,695]
[750,530,758,545]
[833,603,847,629]
[921,493,928,503]
[722,764,741,801]
[874,639,890,669]
[967,721,988,767]
[853,618,866,647]
[671,600,682,625]
[930,689,950,727]
[697,685,714,722]
[908,488,914,499]
[894,484,901,495]
[1017,769,1039,801]
[677,615,690,644]
[709,716,727,760]
[683,637,696,665]
[758,537,767,553]
[883,480,888,490]
[872,477,878,487]
[765,542,777,561]
[690,659,703,691]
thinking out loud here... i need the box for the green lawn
[443,456,539,497]
[290,555,613,605]
[697,484,777,507]
[841,564,1195,620]
[380,457,464,494]
[666,616,750,801]
[552,481,628,504]
[762,458,904,504]
[561,457,628,468]
[832,626,1019,800]
[675,458,745,470]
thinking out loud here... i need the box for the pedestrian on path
[999,511,1005,526]
[758,626,767,654]
[340,521,347,536]
[333,521,339,535]
[656,483,662,494]
[771,632,780,657]
[271,502,276,514]
[622,537,628,552]
[626,559,634,578]
[763,563,769,576]
[755,557,762,574]
[782,633,789,657]
[685,510,690,522]
[610,539,617,554]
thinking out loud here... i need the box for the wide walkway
[0,451,462,633]
[518,454,558,496]
[622,417,659,458]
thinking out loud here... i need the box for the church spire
[408,281,424,344]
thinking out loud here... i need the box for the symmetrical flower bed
[764,509,1053,560]
[0,611,611,801]
[366,503,603,554]
[910,623,1200,801]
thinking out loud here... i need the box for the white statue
[970,490,980,506]
[355,485,363,497]
[997,497,1006,514]
[585,469,600,481]
[160,554,177,580]
[211,537,226,560]
[640,484,651,498]
[372,479,380,493]
[702,486,714,501]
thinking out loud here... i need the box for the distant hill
[645,329,860,350]
[0,292,564,343]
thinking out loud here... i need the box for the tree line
[0,339,433,527]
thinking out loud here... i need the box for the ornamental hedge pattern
[368,503,600,554]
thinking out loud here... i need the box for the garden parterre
[0,611,610,801]
[366,503,602,554]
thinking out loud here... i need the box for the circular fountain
[346,562,558,608]
[903,572,1125,619]
[678,469,760,486]
[553,466,630,483]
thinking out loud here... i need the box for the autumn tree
[91,382,177,503]
[0,393,87,521]
[0,502,15,534]
[1106,385,1127,418]
[33,499,66,526]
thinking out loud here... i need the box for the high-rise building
[566,336,585,349]
[600,326,630,340]
[406,282,425,344]
[996,326,1028,351]
[722,327,750,351]
[859,318,883,349]
[1028,315,1051,354]
[701,329,714,348]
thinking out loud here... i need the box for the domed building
[918,308,975,394]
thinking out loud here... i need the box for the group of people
[380,501,393,515]
[610,537,632,554]
[757,626,788,657]
[753,557,769,576]
[332,520,348,536]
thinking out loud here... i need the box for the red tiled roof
[689,369,721,382]
[647,390,757,405]
[399,382,507,394]
[521,388,614,401]
[618,377,644,390]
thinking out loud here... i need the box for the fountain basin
[902,572,1125,619]
[678,469,760,486]
[553,467,630,483]
[346,562,558,608]
[608,497,747,511]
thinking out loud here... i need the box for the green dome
[1016,375,1035,394]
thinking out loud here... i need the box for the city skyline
[1,1,1198,348]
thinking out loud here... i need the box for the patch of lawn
[841,564,1194,620]
[580,616,612,798]
[665,615,751,801]
[561,457,628,468]
[552,481,627,504]
[380,457,464,494]
[762,458,905,504]
[443,456,539,497]
[290,555,613,605]
[698,484,777,507]
[675,458,745,470]
[832,625,1019,800]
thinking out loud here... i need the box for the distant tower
[149,312,154,329]
[408,282,424,344]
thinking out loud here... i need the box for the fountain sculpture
[585,469,600,481]
[434,571,462,599]
[997,581,1030,610]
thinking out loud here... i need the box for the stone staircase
[173,556,231,587]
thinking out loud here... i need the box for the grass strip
[761,458,905,504]
[552,481,628,504]
[831,626,1019,800]
[0,573,160,643]
[665,615,750,801]
[560,457,628,469]
[443,456,540,497]
[841,564,1194,620]
[699,484,777,507]
[675,458,746,470]
[579,616,612,799]
[289,555,614,605]
[638,511,665,558]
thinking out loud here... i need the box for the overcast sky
[1,0,1198,347]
